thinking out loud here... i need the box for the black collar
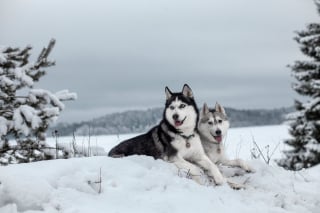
[180,134,195,140]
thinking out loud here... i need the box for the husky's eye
[218,120,223,124]
[208,121,213,125]
[179,104,186,109]
[170,106,175,110]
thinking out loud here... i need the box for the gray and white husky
[108,84,224,185]
[198,102,253,173]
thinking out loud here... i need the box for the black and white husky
[108,84,224,185]
[198,102,253,173]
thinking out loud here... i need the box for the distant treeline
[50,107,293,136]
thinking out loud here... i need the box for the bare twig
[269,142,281,160]
[252,136,268,164]
[250,147,260,159]
[236,139,242,159]
[99,167,102,194]
[266,145,270,161]
[295,171,310,182]
[88,167,103,194]
[52,130,59,159]
[82,138,85,156]
[95,137,98,156]
[243,177,251,185]
[88,125,91,157]
[251,136,281,165]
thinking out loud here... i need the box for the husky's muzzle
[173,114,187,127]
[211,129,222,143]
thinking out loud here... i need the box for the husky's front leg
[196,156,225,185]
[170,156,205,185]
[221,159,253,172]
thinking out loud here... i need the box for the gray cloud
[0,0,318,122]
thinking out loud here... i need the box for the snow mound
[0,156,319,213]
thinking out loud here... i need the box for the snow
[299,33,320,43]
[42,108,60,118]
[0,76,14,88]
[14,67,33,87]
[0,125,320,213]
[55,90,78,101]
[12,105,41,136]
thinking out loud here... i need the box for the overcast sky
[0,0,319,123]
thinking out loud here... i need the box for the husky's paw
[239,161,255,173]
[211,174,225,186]
[193,175,206,185]
[246,168,255,173]
[227,180,246,190]
[242,165,255,173]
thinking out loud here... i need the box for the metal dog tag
[186,141,191,148]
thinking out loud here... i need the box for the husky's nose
[172,114,179,121]
[215,129,222,136]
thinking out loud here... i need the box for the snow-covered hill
[0,125,319,213]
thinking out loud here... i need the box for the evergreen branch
[20,47,32,67]
[2,47,19,54]
[35,39,56,69]
[0,95,29,100]
[0,109,12,114]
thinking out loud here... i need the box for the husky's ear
[165,86,173,100]
[202,103,210,115]
[215,102,226,115]
[182,84,193,98]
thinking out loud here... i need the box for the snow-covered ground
[1,125,320,213]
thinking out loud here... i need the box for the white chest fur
[202,141,225,163]
[171,133,205,160]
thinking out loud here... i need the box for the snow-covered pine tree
[0,39,77,165]
[277,1,320,170]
